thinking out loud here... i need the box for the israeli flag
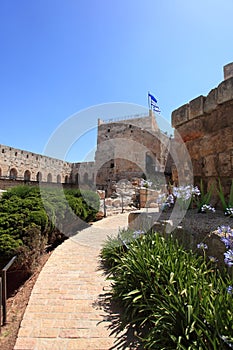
[148,93,161,113]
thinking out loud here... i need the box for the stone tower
[94,110,171,192]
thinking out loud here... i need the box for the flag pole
[148,91,150,110]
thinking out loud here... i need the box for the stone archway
[24,170,31,182]
[65,175,69,184]
[75,173,79,185]
[84,172,88,183]
[36,172,42,182]
[47,173,52,182]
[9,168,17,180]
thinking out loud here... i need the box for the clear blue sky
[1,0,233,162]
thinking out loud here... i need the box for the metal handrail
[1,256,17,326]
[0,277,2,332]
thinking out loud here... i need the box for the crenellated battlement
[172,65,233,128]
[171,63,233,201]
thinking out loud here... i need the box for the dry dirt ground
[0,253,51,350]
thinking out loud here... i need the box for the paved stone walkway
[14,213,139,350]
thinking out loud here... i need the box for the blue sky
[1,0,233,162]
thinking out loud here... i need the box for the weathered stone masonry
[0,110,170,191]
[0,144,72,184]
[95,110,171,192]
[172,63,233,200]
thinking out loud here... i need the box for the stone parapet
[189,95,205,120]
[172,75,233,128]
[171,104,189,127]
[224,62,233,80]
[217,77,233,104]
[171,63,233,199]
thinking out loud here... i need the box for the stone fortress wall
[172,63,233,199]
[0,110,171,192]
[0,144,72,184]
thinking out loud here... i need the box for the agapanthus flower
[201,204,215,213]
[132,230,145,239]
[166,194,174,205]
[157,193,167,204]
[227,285,233,295]
[221,237,233,249]
[173,185,200,202]
[208,256,218,263]
[197,242,208,250]
[224,249,233,266]
[225,207,233,216]
[191,186,201,197]
[217,225,232,236]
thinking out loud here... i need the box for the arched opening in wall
[83,172,88,184]
[57,174,61,183]
[0,167,2,178]
[65,175,69,184]
[24,170,31,182]
[146,153,156,175]
[9,168,17,180]
[47,173,52,182]
[75,173,79,185]
[36,172,42,182]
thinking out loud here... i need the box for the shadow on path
[93,289,144,350]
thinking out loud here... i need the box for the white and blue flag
[148,93,161,113]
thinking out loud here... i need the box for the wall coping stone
[172,76,233,128]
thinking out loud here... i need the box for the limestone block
[204,88,218,114]
[112,198,122,207]
[224,62,233,80]
[105,198,112,206]
[218,152,231,175]
[204,154,218,176]
[217,77,233,104]
[171,104,189,128]
[189,96,205,120]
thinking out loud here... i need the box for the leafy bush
[0,185,100,272]
[101,231,233,349]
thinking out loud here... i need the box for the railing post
[1,256,17,325]
[0,276,2,331]
[2,269,7,325]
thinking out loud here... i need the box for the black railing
[0,256,17,330]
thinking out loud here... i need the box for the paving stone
[14,214,136,350]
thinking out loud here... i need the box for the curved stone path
[14,213,139,350]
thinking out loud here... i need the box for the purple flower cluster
[224,250,233,267]
[197,242,208,250]
[173,185,200,201]
[217,225,233,267]
[132,230,145,239]
[157,193,174,211]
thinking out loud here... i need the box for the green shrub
[0,186,100,271]
[0,234,22,257]
[101,231,233,349]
